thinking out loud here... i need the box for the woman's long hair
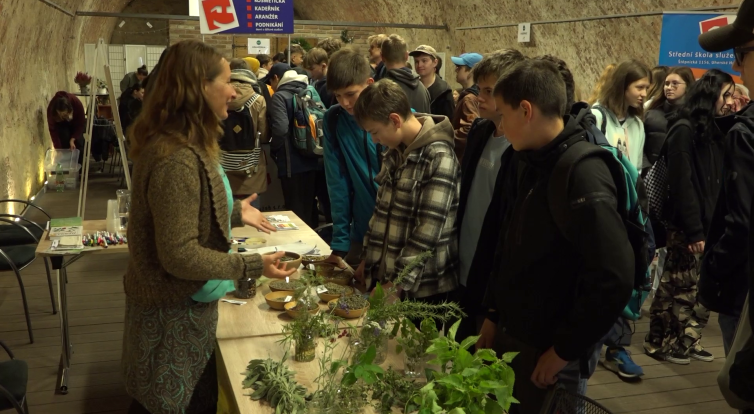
[646,65,670,106]
[647,66,695,111]
[129,40,225,161]
[587,63,616,105]
[597,59,652,119]
[670,69,734,145]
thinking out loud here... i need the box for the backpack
[644,119,692,226]
[548,136,651,321]
[291,85,326,157]
[592,105,608,135]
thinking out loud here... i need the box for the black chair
[540,384,614,414]
[0,218,57,343]
[0,341,28,414]
[0,200,56,317]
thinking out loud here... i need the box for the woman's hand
[69,138,77,150]
[688,241,705,254]
[262,251,296,279]
[241,194,276,233]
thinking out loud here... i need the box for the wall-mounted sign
[659,13,740,80]
[198,0,294,35]
[248,38,271,54]
[518,23,531,43]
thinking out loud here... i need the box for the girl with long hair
[644,69,734,365]
[122,40,295,414]
[591,59,652,170]
[645,65,670,109]
[644,67,696,167]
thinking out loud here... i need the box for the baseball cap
[267,63,291,80]
[451,53,483,68]
[409,45,439,59]
[699,0,754,52]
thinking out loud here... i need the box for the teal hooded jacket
[323,105,381,255]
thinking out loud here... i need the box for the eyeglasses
[664,81,686,88]
[735,46,754,65]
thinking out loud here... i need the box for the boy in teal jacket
[323,48,381,266]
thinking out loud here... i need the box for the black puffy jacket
[644,101,683,169]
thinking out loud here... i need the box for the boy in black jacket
[454,49,525,344]
[479,59,634,414]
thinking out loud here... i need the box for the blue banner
[658,13,739,78]
[199,0,294,35]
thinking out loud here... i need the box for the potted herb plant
[74,72,92,94]
[97,79,108,95]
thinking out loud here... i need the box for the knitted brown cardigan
[124,143,263,307]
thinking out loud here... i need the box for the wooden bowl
[268,280,304,292]
[265,291,294,310]
[284,301,319,319]
[318,285,354,303]
[263,251,302,271]
[327,298,369,319]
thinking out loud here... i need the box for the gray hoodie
[385,68,431,114]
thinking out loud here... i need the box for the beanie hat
[230,68,258,85]
[243,57,261,76]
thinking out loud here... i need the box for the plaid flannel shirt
[362,134,460,298]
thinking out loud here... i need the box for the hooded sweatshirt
[362,114,460,298]
[384,68,431,113]
[323,105,381,256]
[591,103,646,171]
[47,91,86,149]
[269,70,320,177]
[426,76,456,119]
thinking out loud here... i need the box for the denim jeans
[719,313,740,356]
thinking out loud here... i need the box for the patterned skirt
[122,297,219,414]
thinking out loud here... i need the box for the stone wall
[0,0,124,214]
[448,0,739,99]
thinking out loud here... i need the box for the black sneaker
[689,347,714,362]
[644,344,690,365]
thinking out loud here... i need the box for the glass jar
[352,321,389,365]
[404,352,425,378]
[235,278,256,299]
[116,189,131,231]
[295,332,316,362]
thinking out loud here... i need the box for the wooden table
[35,212,323,395]
[217,334,408,414]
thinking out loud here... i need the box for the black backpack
[221,94,261,151]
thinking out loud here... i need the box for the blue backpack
[548,111,651,321]
[291,85,326,157]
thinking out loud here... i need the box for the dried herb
[242,354,307,413]
[323,282,351,295]
[329,295,369,311]
[269,280,304,291]
[292,301,319,312]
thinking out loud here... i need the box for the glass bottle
[116,189,131,231]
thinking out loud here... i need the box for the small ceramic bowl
[265,291,294,310]
[244,237,267,249]
[284,301,319,319]
[302,254,329,265]
[318,285,354,303]
[263,251,302,271]
[327,298,369,319]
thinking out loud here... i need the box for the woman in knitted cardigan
[122,40,295,414]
